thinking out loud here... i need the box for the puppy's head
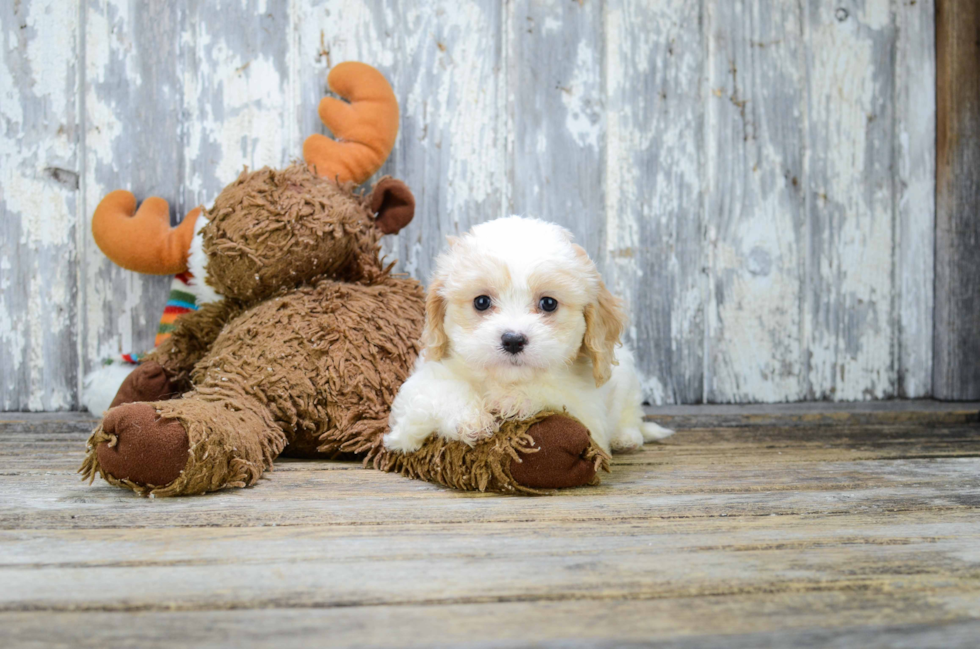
[422,216,624,386]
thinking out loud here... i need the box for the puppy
[384,216,673,455]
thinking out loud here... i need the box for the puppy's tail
[641,421,674,442]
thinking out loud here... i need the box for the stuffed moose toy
[80,62,609,497]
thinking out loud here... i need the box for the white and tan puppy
[384,216,673,455]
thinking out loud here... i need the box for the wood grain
[804,0,897,401]
[3,419,980,532]
[2,607,979,649]
[0,0,80,410]
[935,0,980,400]
[508,0,605,260]
[3,513,979,611]
[80,0,184,387]
[703,0,806,403]
[1,411,978,646]
[604,0,705,404]
[179,0,294,207]
[896,0,936,398]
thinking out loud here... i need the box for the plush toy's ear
[369,177,415,234]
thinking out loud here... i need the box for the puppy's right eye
[473,295,492,311]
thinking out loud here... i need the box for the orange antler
[92,190,200,275]
[303,62,399,185]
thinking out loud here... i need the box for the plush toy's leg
[108,361,181,409]
[509,414,602,489]
[377,411,609,494]
[80,393,287,497]
[89,403,190,488]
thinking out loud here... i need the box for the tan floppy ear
[581,281,626,387]
[369,177,415,234]
[421,278,450,361]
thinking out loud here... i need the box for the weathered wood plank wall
[0,0,937,410]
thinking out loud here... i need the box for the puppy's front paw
[383,421,430,454]
[610,427,644,453]
[491,394,535,420]
[456,408,497,446]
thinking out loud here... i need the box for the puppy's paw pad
[610,427,644,453]
[641,421,675,442]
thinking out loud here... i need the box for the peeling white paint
[895,0,935,398]
[858,0,890,31]
[1,0,79,410]
[561,39,602,150]
[703,1,806,403]
[542,16,561,34]
[806,2,895,400]
[604,0,702,404]
[0,48,23,126]
[187,48,288,191]
[4,175,73,247]
[0,292,26,374]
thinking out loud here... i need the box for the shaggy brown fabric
[109,361,179,409]
[81,276,424,497]
[87,403,190,489]
[191,276,424,460]
[202,165,384,301]
[146,299,246,390]
[509,414,601,489]
[80,162,427,497]
[81,394,285,497]
[374,411,610,495]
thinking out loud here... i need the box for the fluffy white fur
[81,216,222,414]
[384,216,673,455]
[185,215,223,305]
[80,363,141,416]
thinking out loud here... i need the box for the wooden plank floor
[2,403,980,648]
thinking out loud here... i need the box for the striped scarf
[156,271,198,346]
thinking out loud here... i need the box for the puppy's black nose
[501,331,528,355]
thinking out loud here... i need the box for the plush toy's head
[197,166,414,301]
[91,62,414,302]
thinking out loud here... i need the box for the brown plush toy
[80,62,608,497]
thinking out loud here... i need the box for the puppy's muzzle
[501,331,528,355]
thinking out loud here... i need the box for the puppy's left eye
[474,295,492,311]
[539,296,559,312]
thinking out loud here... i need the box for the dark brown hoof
[96,403,189,487]
[109,361,178,409]
[510,415,597,489]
